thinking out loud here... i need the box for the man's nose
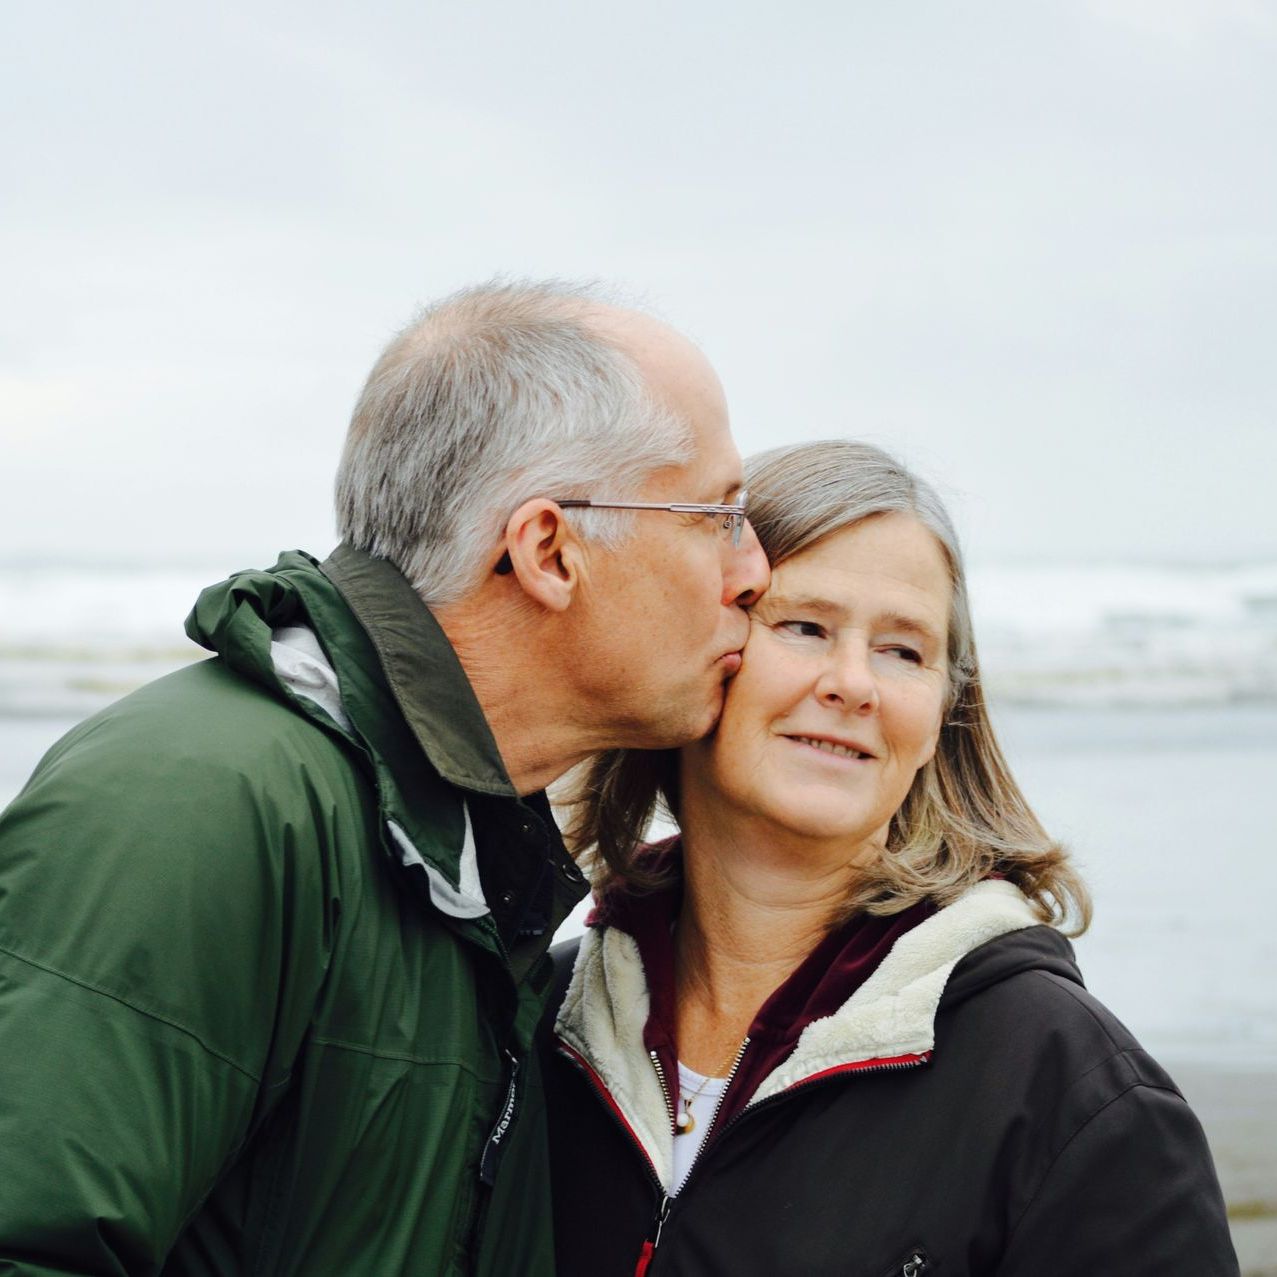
[723,519,770,607]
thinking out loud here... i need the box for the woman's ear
[499,499,581,612]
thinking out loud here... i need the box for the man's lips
[716,651,743,675]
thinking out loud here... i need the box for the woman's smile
[782,734,877,762]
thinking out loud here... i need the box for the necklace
[675,1040,743,1135]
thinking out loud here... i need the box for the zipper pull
[902,1252,930,1276]
[633,1196,671,1276]
[479,1050,521,1186]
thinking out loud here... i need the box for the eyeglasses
[556,491,750,548]
[494,489,750,574]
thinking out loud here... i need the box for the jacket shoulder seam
[1018,972,1176,1095]
[0,939,263,1083]
[1022,968,1128,1052]
[1003,1070,1187,1249]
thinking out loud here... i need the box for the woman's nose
[815,645,879,712]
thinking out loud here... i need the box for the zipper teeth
[567,1044,674,1267]
[736,1053,927,1123]
[701,1035,750,1145]
[557,1043,664,1194]
[792,1054,929,1083]
[670,1034,752,1193]
[648,1049,677,1133]
[827,1059,918,1075]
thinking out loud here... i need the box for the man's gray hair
[335,280,695,604]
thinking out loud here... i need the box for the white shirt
[671,1061,730,1194]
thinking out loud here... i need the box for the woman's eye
[886,645,923,664]
[779,620,825,639]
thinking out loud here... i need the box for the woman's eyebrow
[762,597,941,642]
[877,612,942,645]
[759,593,846,619]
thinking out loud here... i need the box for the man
[0,281,768,1275]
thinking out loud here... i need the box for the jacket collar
[316,546,588,970]
[556,879,1044,1192]
[321,543,517,798]
[185,549,590,967]
[591,849,935,1072]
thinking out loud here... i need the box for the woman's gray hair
[335,280,694,604]
[742,439,976,712]
[562,438,1092,935]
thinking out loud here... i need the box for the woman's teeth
[792,736,868,759]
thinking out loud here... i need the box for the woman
[544,440,1237,1276]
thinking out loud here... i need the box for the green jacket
[0,546,588,1276]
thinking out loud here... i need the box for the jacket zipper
[558,1042,666,1191]
[558,1044,672,1276]
[466,1046,523,1266]
[694,1036,750,1148]
[708,1051,929,1154]
[636,1038,752,1272]
[565,1038,926,1275]
[633,1196,672,1277]
[662,1051,929,1208]
[648,1050,676,1131]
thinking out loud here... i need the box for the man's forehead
[643,447,741,504]
[585,303,738,499]
[672,431,742,500]
[585,303,692,363]
[690,421,742,495]
[589,306,726,423]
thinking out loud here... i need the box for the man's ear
[499,499,581,612]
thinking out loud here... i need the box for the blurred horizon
[4,555,1276,717]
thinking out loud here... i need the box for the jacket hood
[185,549,508,943]
[939,915,1082,1010]
[186,550,324,695]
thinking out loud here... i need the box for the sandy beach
[1171,1064,1277,1275]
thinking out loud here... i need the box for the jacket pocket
[881,1247,932,1277]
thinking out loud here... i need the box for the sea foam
[2,559,1276,715]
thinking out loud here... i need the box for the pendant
[676,1105,695,1135]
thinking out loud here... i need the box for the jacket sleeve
[0,705,337,1274]
[998,1080,1239,1276]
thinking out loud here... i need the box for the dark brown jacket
[543,881,1237,1276]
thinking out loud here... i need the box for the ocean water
[3,703,1274,1069]
[3,558,1277,714]
[966,560,1277,706]
[991,704,1277,1069]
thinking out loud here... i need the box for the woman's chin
[756,800,882,848]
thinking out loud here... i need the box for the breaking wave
[3,558,1276,715]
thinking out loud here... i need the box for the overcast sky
[2,0,1274,569]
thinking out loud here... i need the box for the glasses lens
[731,490,749,548]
